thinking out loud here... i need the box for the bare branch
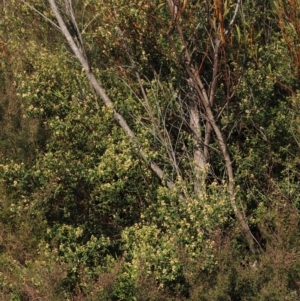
[64,0,85,56]
[47,0,175,189]
[21,0,62,32]
[224,0,242,36]
[209,38,221,106]
[116,24,181,178]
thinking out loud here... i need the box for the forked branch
[166,0,256,253]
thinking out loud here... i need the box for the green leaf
[235,24,241,42]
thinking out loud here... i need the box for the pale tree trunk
[189,105,206,193]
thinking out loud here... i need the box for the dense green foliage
[1,0,300,300]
